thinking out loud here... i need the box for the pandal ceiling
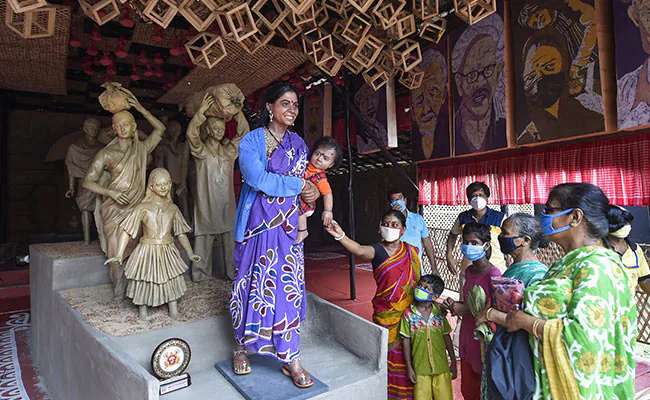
[1,2,70,95]
[4,0,497,99]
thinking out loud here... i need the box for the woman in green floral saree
[479,183,636,399]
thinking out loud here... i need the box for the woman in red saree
[325,210,420,399]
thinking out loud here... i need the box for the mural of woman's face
[413,62,445,136]
[455,35,502,118]
[630,0,650,54]
[523,43,565,110]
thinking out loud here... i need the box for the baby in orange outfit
[296,137,343,244]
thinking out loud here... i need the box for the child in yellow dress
[105,168,200,319]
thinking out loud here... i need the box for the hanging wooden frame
[178,0,217,32]
[372,0,406,29]
[343,48,366,75]
[342,14,371,45]
[313,2,329,27]
[351,34,384,68]
[251,0,290,30]
[312,35,337,66]
[143,0,179,29]
[453,0,496,25]
[419,17,446,43]
[362,65,390,91]
[78,0,120,26]
[412,0,439,21]
[5,2,56,38]
[347,0,376,14]
[321,0,346,15]
[276,13,303,41]
[185,32,227,69]
[399,66,424,89]
[388,11,416,40]
[392,38,422,72]
[280,0,316,16]
[215,1,258,42]
[239,18,275,55]
[319,56,345,77]
[302,27,325,57]
[376,49,399,77]
[7,0,47,13]
[291,5,316,27]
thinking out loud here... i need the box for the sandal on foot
[232,349,251,375]
[281,365,314,389]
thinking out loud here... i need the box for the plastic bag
[99,83,131,113]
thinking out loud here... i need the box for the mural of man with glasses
[451,13,507,155]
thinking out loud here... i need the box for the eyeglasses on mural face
[456,64,496,84]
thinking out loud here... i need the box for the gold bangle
[485,308,493,322]
[531,319,541,339]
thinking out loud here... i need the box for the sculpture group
[63,83,249,318]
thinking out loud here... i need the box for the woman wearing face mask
[479,183,636,399]
[475,213,549,399]
[602,205,650,295]
[325,210,420,400]
[441,222,502,400]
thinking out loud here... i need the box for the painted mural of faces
[454,34,503,118]
[413,49,447,136]
[629,0,650,54]
[523,33,569,110]
[354,84,380,122]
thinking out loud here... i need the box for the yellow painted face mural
[523,43,564,112]
[512,0,603,142]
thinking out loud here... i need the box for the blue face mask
[413,286,440,302]
[391,199,407,210]
[461,244,487,261]
[540,208,574,237]
[498,235,524,255]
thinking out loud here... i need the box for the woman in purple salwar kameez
[229,82,320,388]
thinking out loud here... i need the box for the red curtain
[418,131,650,206]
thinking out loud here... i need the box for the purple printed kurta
[229,131,308,362]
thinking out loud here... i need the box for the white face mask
[610,224,632,239]
[380,226,402,242]
[470,196,487,211]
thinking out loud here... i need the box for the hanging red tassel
[153,52,164,65]
[139,50,148,64]
[100,50,113,66]
[91,26,102,42]
[144,63,154,77]
[114,36,128,58]
[106,64,117,76]
[87,42,99,56]
[153,25,165,42]
[130,62,141,81]
[153,65,164,78]
[119,7,134,28]
[70,28,82,48]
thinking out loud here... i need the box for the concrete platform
[30,242,388,400]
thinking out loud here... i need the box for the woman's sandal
[232,349,251,375]
[281,365,314,389]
